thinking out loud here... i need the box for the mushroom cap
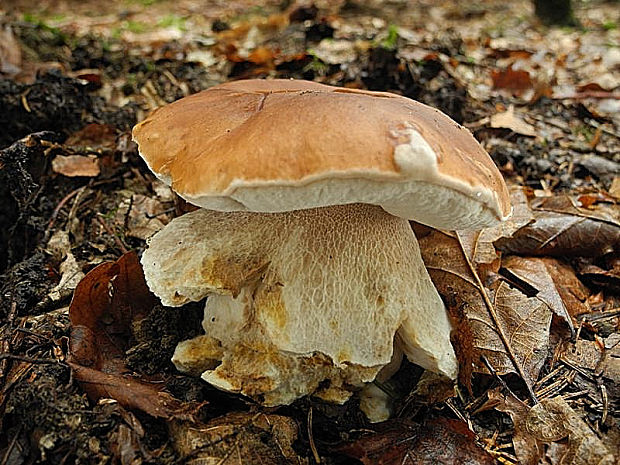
[132,79,510,230]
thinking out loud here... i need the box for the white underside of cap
[187,177,499,231]
[177,128,506,230]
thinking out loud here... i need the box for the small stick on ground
[96,215,129,253]
[307,407,320,464]
[0,300,18,386]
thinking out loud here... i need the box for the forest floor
[0,0,619,464]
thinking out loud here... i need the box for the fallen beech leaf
[0,24,22,77]
[493,393,616,465]
[67,364,197,420]
[488,105,537,136]
[561,339,604,371]
[169,412,300,464]
[419,231,552,390]
[489,107,537,137]
[491,66,532,92]
[496,195,620,257]
[337,418,495,465]
[52,154,100,177]
[64,123,117,149]
[126,194,169,240]
[502,256,588,331]
[68,252,201,419]
[578,258,620,293]
[69,252,156,370]
[609,177,620,199]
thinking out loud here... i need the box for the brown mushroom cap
[132,79,510,230]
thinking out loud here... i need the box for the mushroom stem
[143,203,457,405]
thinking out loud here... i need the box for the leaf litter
[1,0,619,463]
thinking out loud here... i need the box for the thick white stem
[143,203,457,406]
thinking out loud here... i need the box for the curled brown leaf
[68,252,203,420]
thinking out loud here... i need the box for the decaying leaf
[337,418,495,465]
[68,252,200,419]
[489,106,537,137]
[493,393,616,465]
[491,67,533,92]
[64,123,117,150]
[52,154,100,177]
[419,230,552,390]
[502,256,589,332]
[169,412,302,465]
[578,257,620,293]
[0,24,22,77]
[496,195,619,257]
[126,194,170,240]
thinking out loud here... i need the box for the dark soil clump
[0,71,136,148]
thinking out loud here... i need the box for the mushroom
[132,79,510,416]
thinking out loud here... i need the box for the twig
[96,215,129,253]
[307,407,321,464]
[0,354,62,364]
[456,233,538,404]
[0,300,18,386]
[45,185,88,239]
[599,384,608,425]
[584,118,620,139]
[0,424,22,465]
[556,91,620,100]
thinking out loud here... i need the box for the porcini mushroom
[133,79,510,415]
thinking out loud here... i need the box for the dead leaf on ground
[609,177,620,199]
[52,154,100,177]
[169,412,302,465]
[489,106,537,137]
[577,257,620,293]
[491,67,533,93]
[0,24,22,77]
[68,252,201,420]
[64,123,117,150]
[337,418,495,465]
[496,195,620,257]
[492,393,616,465]
[126,194,170,240]
[502,256,589,332]
[419,230,552,391]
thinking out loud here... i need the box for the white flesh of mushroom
[141,203,457,406]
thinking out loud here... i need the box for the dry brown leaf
[502,256,588,331]
[491,67,533,92]
[169,412,302,464]
[64,123,117,149]
[0,24,22,77]
[419,231,552,390]
[126,194,170,240]
[493,393,616,465]
[67,364,197,420]
[336,418,495,465]
[496,195,620,257]
[609,177,620,199]
[489,106,537,137]
[578,257,620,293]
[52,154,100,177]
[68,252,201,419]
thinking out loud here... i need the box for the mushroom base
[142,203,457,410]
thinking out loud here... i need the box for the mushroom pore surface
[141,203,456,405]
